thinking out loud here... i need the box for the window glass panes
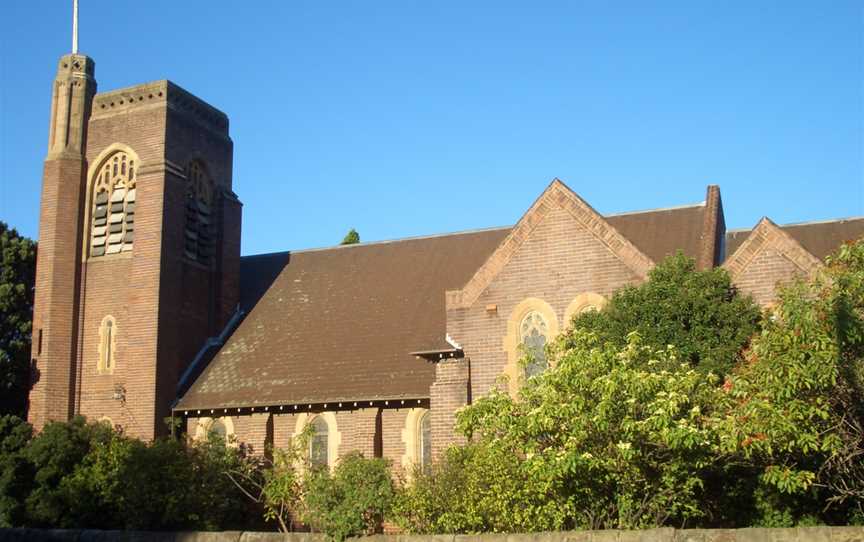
[520,311,548,378]
[309,417,329,467]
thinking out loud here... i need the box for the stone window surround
[563,292,608,326]
[84,144,140,260]
[97,315,117,375]
[400,407,430,474]
[293,412,342,471]
[502,298,559,398]
[194,416,236,443]
[502,294,607,397]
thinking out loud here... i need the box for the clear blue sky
[1,1,861,256]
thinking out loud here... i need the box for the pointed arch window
[185,162,214,264]
[418,411,432,472]
[90,152,136,256]
[520,311,549,378]
[309,416,329,468]
[97,315,117,374]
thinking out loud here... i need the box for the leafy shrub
[0,415,33,528]
[23,416,114,527]
[393,441,567,534]
[0,416,259,530]
[302,452,394,540]
[571,253,761,376]
[456,332,722,530]
[716,238,864,523]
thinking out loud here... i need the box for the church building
[28,43,864,473]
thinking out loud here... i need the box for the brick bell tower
[29,4,241,440]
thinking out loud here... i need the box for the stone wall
[3,527,863,542]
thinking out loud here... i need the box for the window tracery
[520,310,549,378]
[185,162,214,264]
[90,152,136,256]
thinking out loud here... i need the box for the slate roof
[176,227,510,410]
[725,217,864,262]
[176,198,712,411]
[606,203,707,264]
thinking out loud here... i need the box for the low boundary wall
[1,527,863,542]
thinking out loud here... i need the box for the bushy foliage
[716,238,864,524]
[393,441,566,534]
[302,452,395,540]
[394,244,864,532]
[571,253,761,376]
[0,222,36,417]
[23,416,114,527]
[0,416,33,528]
[0,416,258,531]
[223,430,308,532]
[340,228,360,245]
[454,332,722,530]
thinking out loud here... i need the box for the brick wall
[723,219,822,308]
[434,203,644,453]
[28,55,96,430]
[36,79,241,440]
[189,405,416,474]
[732,249,805,306]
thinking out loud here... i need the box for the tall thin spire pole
[72,0,79,54]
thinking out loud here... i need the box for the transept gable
[723,217,822,281]
[445,179,655,310]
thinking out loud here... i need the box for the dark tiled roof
[725,217,864,262]
[606,204,707,263]
[176,228,510,410]
[239,251,291,312]
[178,200,715,410]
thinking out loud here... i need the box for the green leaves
[717,238,864,519]
[452,332,723,531]
[340,228,360,245]
[570,253,761,377]
[302,452,395,540]
[0,416,257,530]
[0,222,36,417]
[400,243,864,531]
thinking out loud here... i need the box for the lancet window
[185,162,214,264]
[520,311,549,378]
[309,416,329,468]
[90,152,136,256]
[418,411,432,472]
[97,315,117,374]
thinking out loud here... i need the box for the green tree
[716,238,864,524]
[393,441,567,534]
[303,452,394,540]
[571,253,761,376]
[0,415,33,528]
[0,222,36,417]
[455,332,722,530]
[22,416,114,527]
[223,428,309,532]
[340,228,360,245]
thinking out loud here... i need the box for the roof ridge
[240,225,513,258]
[726,216,864,234]
[605,201,706,217]
[778,216,864,228]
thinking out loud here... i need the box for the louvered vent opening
[185,162,214,265]
[91,152,135,257]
